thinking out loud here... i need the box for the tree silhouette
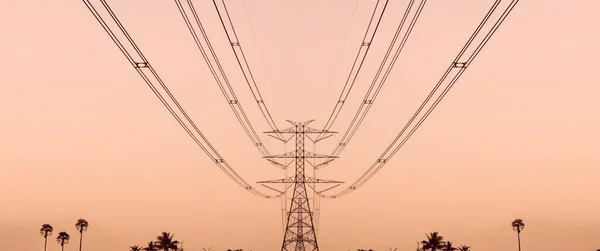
[511,219,525,251]
[40,224,54,251]
[442,241,457,251]
[56,231,70,251]
[458,245,471,251]
[130,245,143,251]
[155,232,179,251]
[75,219,89,251]
[143,241,158,251]
[416,241,424,251]
[421,232,445,251]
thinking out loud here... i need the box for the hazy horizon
[1,0,599,250]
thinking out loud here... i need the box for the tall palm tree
[421,232,445,251]
[511,219,525,251]
[458,245,471,251]
[155,232,179,251]
[130,245,143,251]
[75,219,89,251]
[442,241,457,251]
[56,231,70,251]
[40,224,54,251]
[143,241,158,251]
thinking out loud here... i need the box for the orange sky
[1,0,599,250]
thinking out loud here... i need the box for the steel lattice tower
[259,120,343,251]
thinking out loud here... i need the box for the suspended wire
[282,142,289,233]
[174,0,285,162]
[323,0,427,159]
[313,0,360,112]
[82,0,279,199]
[212,0,285,140]
[316,0,390,139]
[308,0,360,234]
[313,142,320,235]
[322,0,520,199]
[241,0,282,114]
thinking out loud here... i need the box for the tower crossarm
[264,151,339,159]
[258,176,343,184]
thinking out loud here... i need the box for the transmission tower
[259,120,343,251]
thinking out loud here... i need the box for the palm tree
[155,232,179,251]
[458,245,471,251]
[40,224,54,251]
[442,241,457,251]
[56,232,70,251]
[143,241,158,251]
[416,242,424,251]
[421,232,445,251]
[511,219,525,251]
[75,219,89,251]
[130,245,143,251]
[202,248,214,251]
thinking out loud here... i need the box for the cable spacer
[134,62,149,68]
[453,62,467,68]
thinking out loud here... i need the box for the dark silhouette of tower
[259,120,343,251]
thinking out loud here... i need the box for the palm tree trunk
[79,231,83,251]
[517,231,522,251]
[44,236,48,251]
[61,244,65,251]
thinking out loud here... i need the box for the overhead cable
[322,0,520,198]
[316,0,390,140]
[83,0,279,199]
[211,0,285,141]
[174,0,283,162]
[323,0,428,159]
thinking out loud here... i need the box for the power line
[241,0,282,117]
[174,0,284,163]
[321,0,520,199]
[321,0,428,159]
[313,0,360,112]
[316,0,389,140]
[83,0,279,199]
[313,0,420,231]
[211,0,285,141]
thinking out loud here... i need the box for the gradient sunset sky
[1,0,599,250]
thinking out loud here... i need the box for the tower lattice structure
[259,120,343,251]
